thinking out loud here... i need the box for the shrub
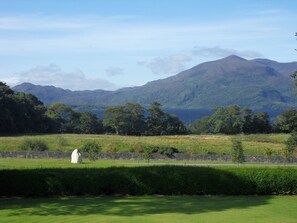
[264,147,273,158]
[81,141,101,161]
[1,166,296,197]
[230,138,245,163]
[143,147,153,163]
[155,146,179,156]
[20,139,49,151]
[286,131,297,155]
[106,144,118,162]
[281,147,290,162]
[131,142,144,154]
[148,146,180,156]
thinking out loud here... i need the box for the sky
[0,0,296,90]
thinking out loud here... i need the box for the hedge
[0,166,296,197]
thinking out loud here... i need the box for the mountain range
[12,55,297,110]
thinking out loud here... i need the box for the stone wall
[0,151,296,163]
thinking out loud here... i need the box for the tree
[251,112,271,133]
[0,81,13,96]
[230,138,245,163]
[0,82,16,133]
[208,105,243,134]
[82,141,101,161]
[143,146,153,163]
[13,92,48,132]
[121,103,146,135]
[46,103,79,133]
[187,116,210,134]
[242,108,271,134]
[103,103,145,135]
[103,106,125,134]
[146,102,168,135]
[78,112,103,134]
[0,82,49,134]
[286,131,297,156]
[290,32,297,86]
[164,114,187,135]
[189,105,271,135]
[273,109,297,133]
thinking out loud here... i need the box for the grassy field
[0,196,296,223]
[1,158,297,170]
[0,133,291,156]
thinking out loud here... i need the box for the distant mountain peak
[224,55,247,61]
[12,56,297,110]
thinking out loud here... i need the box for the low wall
[0,151,297,163]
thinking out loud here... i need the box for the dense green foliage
[286,131,297,155]
[274,109,297,133]
[1,166,296,197]
[20,139,49,151]
[149,146,179,156]
[103,102,146,135]
[81,141,101,161]
[0,82,104,135]
[188,105,271,134]
[47,103,104,134]
[0,82,50,134]
[230,138,245,163]
[104,102,186,135]
[1,82,185,136]
[3,81,297,136]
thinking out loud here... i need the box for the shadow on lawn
[1,195,271,217]
[0,166,278,216]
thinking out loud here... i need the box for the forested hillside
[13,55,297,110]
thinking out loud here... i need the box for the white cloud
[144,54,192,75]
[0,9,296,89]
[0,16,90,30]
[192,46,263,58]
[0,11,292,55]
[105,66,124,77]
[3,64,118,90]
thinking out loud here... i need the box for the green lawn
[0,196,296,223]
[1,158,296,170]
[0,133,291,156]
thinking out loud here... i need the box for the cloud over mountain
[141,54,192,75]
[4,64,118,90]
[13,56,297,110]
[105,66,124,77]
[192,46,263,58]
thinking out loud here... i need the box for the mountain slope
[12,82,112,105]
[13,55,297,110]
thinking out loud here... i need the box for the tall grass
[0,134,289,156]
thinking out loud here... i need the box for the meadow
[0,133,290,156]
[1,134,296,223]
[1,158,296,170]
[1,196,297,223]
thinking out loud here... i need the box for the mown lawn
[0,133,290,156]
[2,158,297,170]
[0,196,296,223]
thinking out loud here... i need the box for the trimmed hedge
[0,166,296,197]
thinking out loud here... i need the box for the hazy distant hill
[13,55,297,110]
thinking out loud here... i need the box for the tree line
[0,82,186,135]
[188,105,297,134]
[2,81,297,135]
[188,105,271,134]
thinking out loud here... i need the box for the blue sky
[0,0,296,90]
